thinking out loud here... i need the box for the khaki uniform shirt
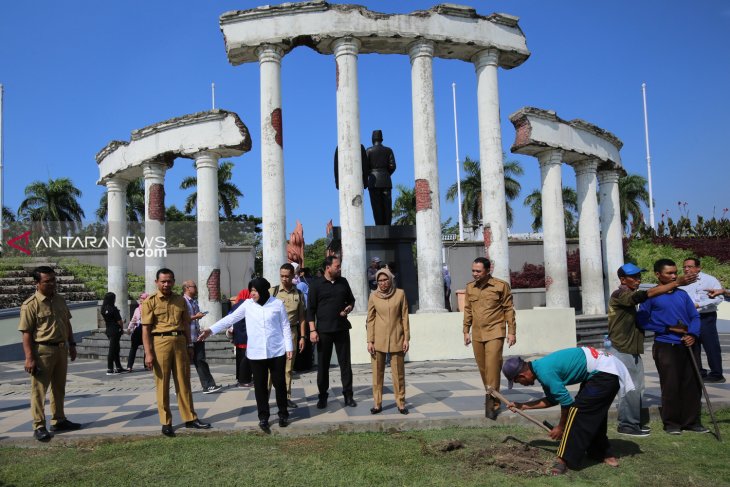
[141,291,190,333]
[463,276,516,341]
[271,285,305,328]
[366,289,410,353]
[607,286,648,355]
[18,291,71,343]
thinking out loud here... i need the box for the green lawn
[1,411,729,487]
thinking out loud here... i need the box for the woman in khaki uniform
[366,268,410,414]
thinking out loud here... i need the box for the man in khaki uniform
[269,263,307,408]
[19,266,81,441]
[463,257,516,419]
[142,268,211,437]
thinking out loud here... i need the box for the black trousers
[653,341,702,430]
[126,326,144,369]
[369,187,392,225]
[557,372,619,469]
[249,355,288,421]
[317,330,353,399]
[106,327,122,370]
[192,342,216,389]
[235,347,252,383]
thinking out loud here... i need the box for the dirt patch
[423,437,550,477]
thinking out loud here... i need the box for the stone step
[0,275,77,285]
[0,283,89,294]
[76,330,237,364]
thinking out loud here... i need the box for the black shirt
[307,276,356,333]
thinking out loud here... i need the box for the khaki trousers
[153,335,197,426]
[30,343,68,430]
[473,338,505,408]
[371,351,406,408]
[268,325,298,399]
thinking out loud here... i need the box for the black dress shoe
[185,419,211,429]
[398,407,409,415]
[34,427,52,442]
[370,406,382,415]
[259,420,271,433]
[287,399,298,409]
[344,396,357,407]
[279,417,289,428]
[161,425,175,437]
[317,395,328,409]
[51,419,82,432]
[485,395,497,420]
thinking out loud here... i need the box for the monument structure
[96,110,251,324]
[219,2,530,311]
[509,107,625,314]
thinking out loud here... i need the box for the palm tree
[180,160,243,218]
[618,173,650,233]
[18,178,85,234]
[392,184,416,226]
[445,154,523,229]
[96,178,145,222]
[523,187,579,237]
[2,206,15,222]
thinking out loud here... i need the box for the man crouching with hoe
[501,347,635,476]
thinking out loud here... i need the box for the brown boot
[485,394,497,420]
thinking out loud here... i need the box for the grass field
[1,410,729,487]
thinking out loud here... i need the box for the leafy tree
[18,178,85,234]
[96,178,145,222]
[523,187,579,238]
[392,184,416,226]
[619,173,651,233]
[180,160,243,218]
[303,237,330,272]
[445,154,523,229]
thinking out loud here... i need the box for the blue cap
[502,356,525,389]
[617,263,647,278]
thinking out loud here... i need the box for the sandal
[398,407,409,415]
[550,461,568,476]
[370,407,382,415]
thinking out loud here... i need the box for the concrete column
[256,44,287,282]
[409,40,444,312]
[106,177,129,323]
[537,149,570,307]
[598,169,624,297]
[473,49,509,281]
[142,161,167,293]
[333,37,367,312]
[574,159,606,315]
[194,151,222,325]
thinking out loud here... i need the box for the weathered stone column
[538,149,570,307]
[598,169,624,297]
[333,37,367,312]
[574,159,606,314]
[194,151,222,325]
[409,40,444,312]
[142,161,167,293]
[106,177,129,323]
[256,44,287,282]
[473,48,509,281]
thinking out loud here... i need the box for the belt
[151,331,183,337]
[36,341,63,347]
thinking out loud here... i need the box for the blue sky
[1,1,729,241]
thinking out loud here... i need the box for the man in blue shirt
[637,258,707,435]
[502,347,631,475]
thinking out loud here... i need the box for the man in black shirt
[308,256,357,409]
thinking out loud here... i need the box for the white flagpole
[452,82,464,241]
[211,82,216,110]
[0,83,4,251]
[642,82,655,230]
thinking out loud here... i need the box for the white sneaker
[203,385,222,394]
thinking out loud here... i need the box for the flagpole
[642,82,655,230]
[0,83,4,252]
[452,82,464,241]
[211,82,216,110]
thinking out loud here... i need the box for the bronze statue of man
[365,130,396,225]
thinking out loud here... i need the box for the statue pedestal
[334,225,418,312]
